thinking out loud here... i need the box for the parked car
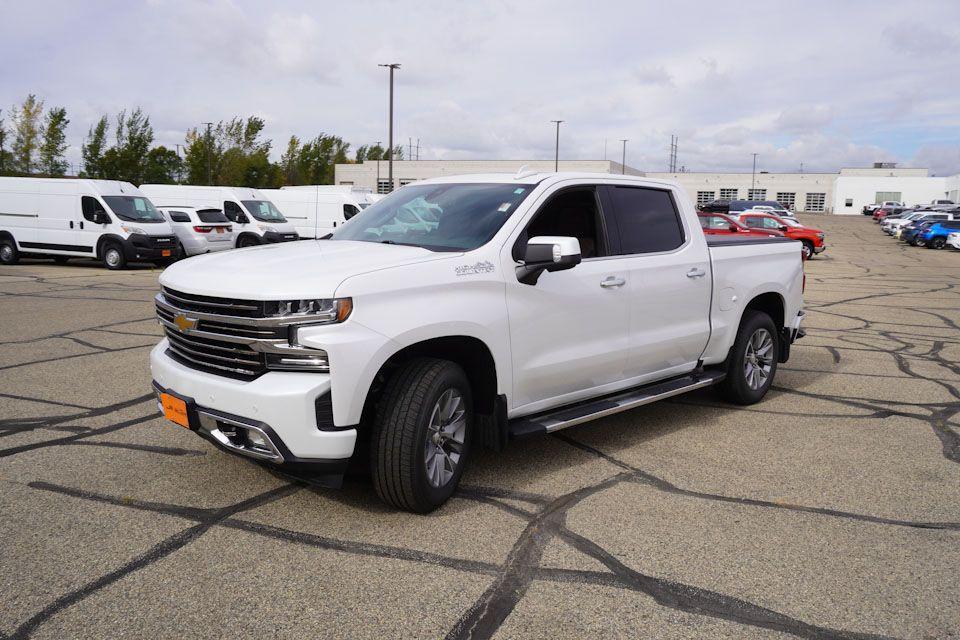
[900,220,941,246]
[919,220,960,249]
[737,212,825,259]
[729,200,797,219]
[863,201,903,216]
[873,206,908,222]
[698,212,784,237]
[947,231,960,251]
[882,211,926,234]
[929,199,955,206]
[0,177,177,269]
[698,199,732,214]
[139,185,299,248]
[157,206,235,258]
[150,173,805,512]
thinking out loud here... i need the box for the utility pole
[415,138,420,161]
[202,122,213,185]
[620,139,628,174]
[175,144,183,184]
[550,120,563,171]
[751,153,758,191]
[604,139,607,161]
[800,161,804,174]
[378,63,400,193]
[375,140,382,192]
[669,134,678,172]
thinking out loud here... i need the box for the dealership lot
[1,215,958,639]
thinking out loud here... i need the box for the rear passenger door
[604,185,712,381]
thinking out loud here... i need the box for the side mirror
[729,225,740,232]
[238,214,250,224]
[516,236,581,285]
[779,225,789,232]
[93,211,110,224]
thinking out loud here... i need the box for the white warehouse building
[334,161,956,214]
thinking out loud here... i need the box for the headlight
[257,224,276,232]
[122,225,146,235]
[265,297,353,323]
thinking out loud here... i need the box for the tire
[371,358,473,513]
[237,235,260,248]
[800,241,813,260]
[53,256,69,264]
[0,238,19,265]
[928,237,946,249]
[101,242,126,270]
[718,310,779,405]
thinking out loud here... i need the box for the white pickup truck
[151,173,805,512]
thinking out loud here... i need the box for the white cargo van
[0,177,177,269]
[259,186,366,238]
[138,185,299,248]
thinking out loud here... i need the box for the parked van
[157,206,235,257]
[259,186,367,238]
[138,185,299,248]
[0,177,177,269]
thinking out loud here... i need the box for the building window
[845,199,853,207]
[398,179,415,186]
[696,191,715,207]
[377,179,393,195]
[719,188,738,200]
[776,192,796,210]
[339,181,354,186]
[805,193,826,212]
[748,188,767,200]
[875,191,901,204]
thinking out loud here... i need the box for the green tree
[183,116,276,187]
[10,94,45,173]
[39,106,70,176]
[0,109,9,175]
[81,116,108,178]
[279,133,350,185]
[143,145,183,184]
[106,108,154,183]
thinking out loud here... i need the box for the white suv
[158,206,235,258]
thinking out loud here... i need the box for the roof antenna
[514,164,537,179]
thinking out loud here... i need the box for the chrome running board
[509,370,726,437]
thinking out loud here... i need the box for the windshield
[241,200,286,223]
[102,196,164,223]
[329,183,536,251]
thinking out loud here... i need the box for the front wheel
[237,235,260,248]
[718,310,779,405]
[102,243,127,270]
[800,241,813,260]
[371,358,472,513]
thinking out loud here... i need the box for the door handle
[686,268,706,278]
[600,276,625,288]
[69,221,74,229]
[79,221,84,229]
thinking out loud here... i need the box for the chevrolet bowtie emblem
[173,314,197,332]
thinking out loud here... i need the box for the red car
[738,212,826,259]
[873,207,903,222]
[698,212,784,238]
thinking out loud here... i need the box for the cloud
[632,65,673,87]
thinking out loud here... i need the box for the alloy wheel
[743,328,774,390]
[423,388,466,488]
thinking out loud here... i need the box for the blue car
[920,220,960,249]
[901,221,937,246]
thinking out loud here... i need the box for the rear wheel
[928,237,946,249]
[718,310,779,405]
[0,238,19,265]
[102,243,126,270]
[371,358,472,513]
[800,241,813,260]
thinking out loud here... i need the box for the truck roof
[415,172,679,189]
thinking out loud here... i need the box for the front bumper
[123,233,178,261]
[813,244,826,254]
[150,341,357,462]
[263,231,300,243]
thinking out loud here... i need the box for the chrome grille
[164,327,264,378]
[161,286,265,318]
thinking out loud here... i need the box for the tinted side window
[168,211,192,223]
[81,196,106,222]
[609,187,684,254]
[343,204,360,220]
[223,201,245,222]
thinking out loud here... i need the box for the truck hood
[159,240,457,299]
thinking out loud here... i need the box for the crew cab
[150,173,805,512]
[737,212,826,259]
[698,212,784,237]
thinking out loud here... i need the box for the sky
[2,0,959,175]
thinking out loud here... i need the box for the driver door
[504,185,631,414]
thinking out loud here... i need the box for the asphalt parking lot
[1,214,958,640]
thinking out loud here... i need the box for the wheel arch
[96,233,127,259]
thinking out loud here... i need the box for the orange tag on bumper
[161,249,172,257]
[160,393,189,428]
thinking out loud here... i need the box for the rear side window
[167,210,192,223]
[197,209,228,223]
[608,187,684,254]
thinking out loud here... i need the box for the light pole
[175,144,183,184]
[550,120,563,171]
[751,153,758,192]
[375,140,382,193]
[202,122,213,185]
[620,139,628,175]
[378,63,400,192]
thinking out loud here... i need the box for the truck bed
[705,235,798,247]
